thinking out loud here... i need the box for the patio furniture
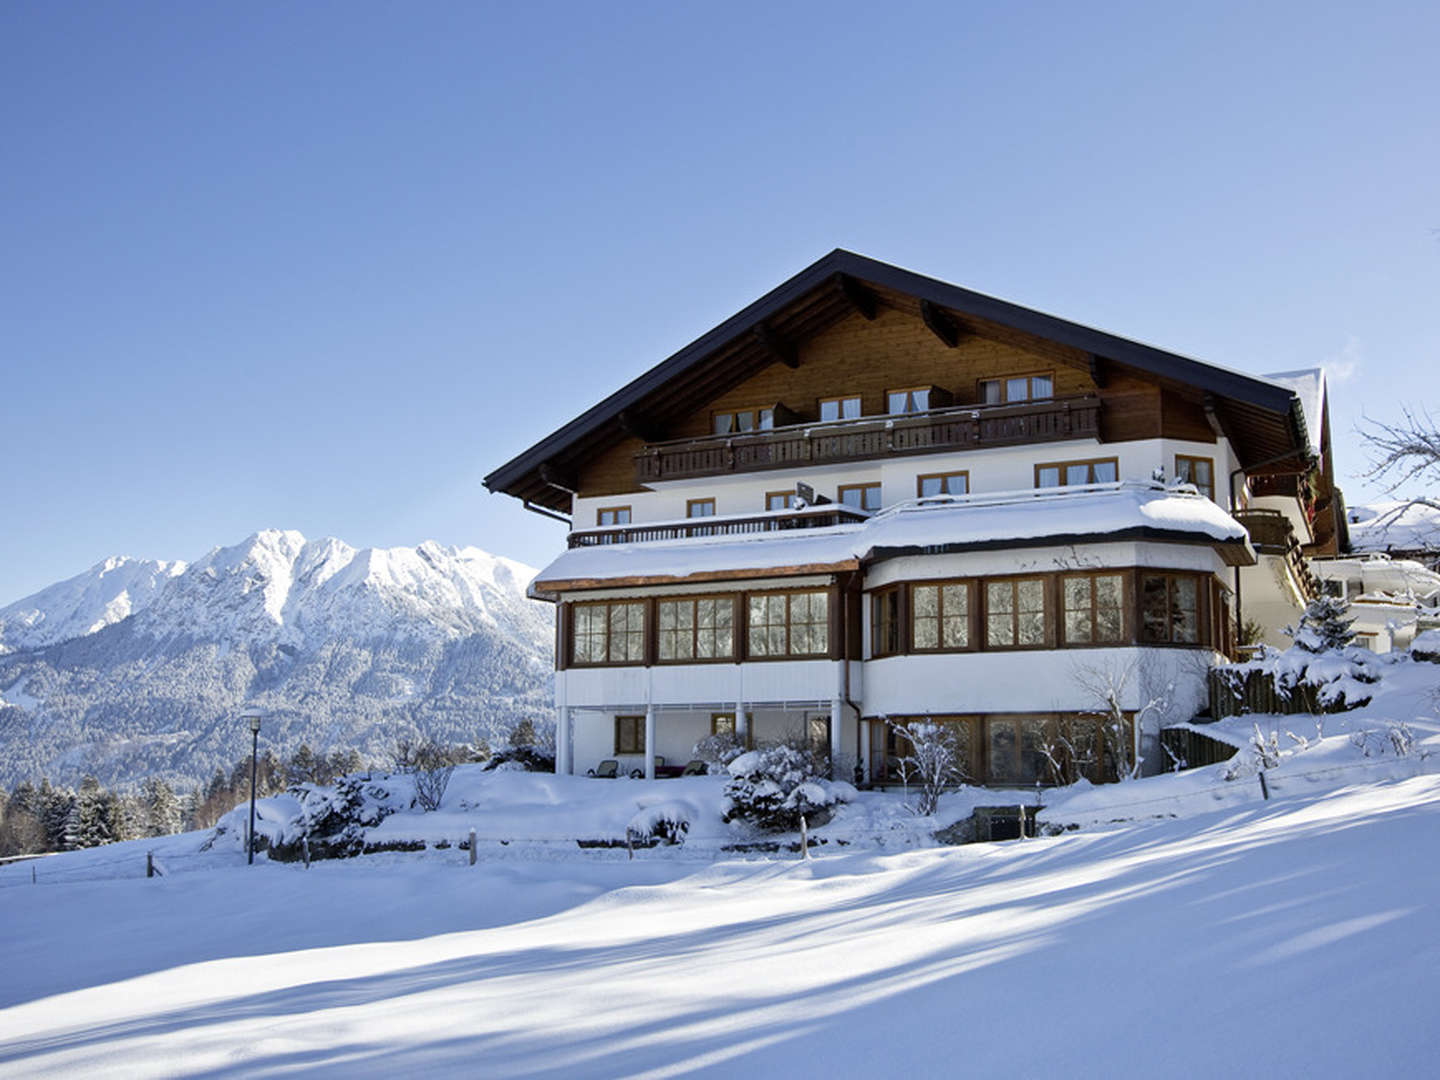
[587,759,619,779]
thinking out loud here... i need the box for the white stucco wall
[572,435,1239,526]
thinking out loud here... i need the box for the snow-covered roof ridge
[534,481,1252,589]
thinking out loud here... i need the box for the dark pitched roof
[485,249,1312,510]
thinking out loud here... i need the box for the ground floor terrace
[557,699,1137,787]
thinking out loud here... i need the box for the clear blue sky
[3,1,1437,604]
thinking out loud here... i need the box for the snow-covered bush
[1215,642,1380,716]
[482,745,556,773]
[626,802,691,846]
[888,719,964,816]
[273,774,397,860]
[693,732,745,772]
[721,746,853,832]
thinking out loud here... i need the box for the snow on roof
[1263,367,1325,455]
[1348,500,1440,554]
[534,482,1252,589]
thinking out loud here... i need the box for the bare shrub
[888,719,964,816]
[412,740,458,812]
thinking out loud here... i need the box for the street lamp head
[242,707,263,734]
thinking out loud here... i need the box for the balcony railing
[634,394,1102,484]
[568,504,870,548]
[1234,508,1319,602]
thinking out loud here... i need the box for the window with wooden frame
[1061,573,1126,645]
[819,395,862,422]
[656,596,735,662]
[871,587,901,657]
[614,715,645,755]
[984,577,1048,648]
[710,713,736,736]
[712,407,774,435]
[596,506,631,527]
[746,590,830,658]
[838,483,881,511]
[912,581,971,651]
[571,601,645,665]
[765,491,795,511]
[686,498,716,518]
[985,716,1049,784]
[1035,457,1119,488]
[979,372,1054,404]
[1175,455,1216,500]
[886,386,934,415]
[1140,573,1201,644]
[917,471,969,498]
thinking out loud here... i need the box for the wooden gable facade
[485,250,1328,547]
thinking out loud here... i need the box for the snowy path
[3,777,1440,1077]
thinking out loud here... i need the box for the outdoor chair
[629,756,664,779]
[680,759,708,777]
[587,759,619,779]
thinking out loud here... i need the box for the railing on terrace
[1234,508,1318,602]
[634,394,1102,484]
[567,504,870,548]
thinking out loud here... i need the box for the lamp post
[243,708,263,864]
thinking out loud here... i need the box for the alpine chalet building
[485,251,1338,786]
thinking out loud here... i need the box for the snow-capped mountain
[0,531,555,790]
[0,556,186,654]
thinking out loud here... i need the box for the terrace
[633,394,1102,484]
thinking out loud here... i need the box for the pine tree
[143,778,182,837]
[1286,596,1356,653]
[68,776,114,849]
[40,780,74,852]
[288,744,319,786]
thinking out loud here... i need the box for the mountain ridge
[0,530,555,790]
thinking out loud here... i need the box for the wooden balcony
[568,505,870,548]
[634,395,1102,484]
[1234,508,1319,601]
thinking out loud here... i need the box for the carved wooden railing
[634,395,1102,484]
[568,505,870,548]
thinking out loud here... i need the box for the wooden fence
[1207,668,1348,721]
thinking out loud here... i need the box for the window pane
[913,388,930,411]
[863,486,881,511]
[1096,575,1124,643]
[1007,377,1029,402]
[1037,466,1061,488]
[713,415,733,435]
[913,584,938,618]
[1032,374,1053,399]
[1093,460,1118,483]
[736,411,754,432]
[1066,464,1090,486]
[981,380,1002,404]
[920,476,943,497]
[820,400,840,422]
[989,722,1019,782]
[688,500,715,517]
[758,409,774,430]
[1065,608,1091,644]
[842,397,861,419]
[1173,578,1198,642]
[949,473,968,494]
[942,584,969,648]
[887,391,908,414]
[1142,576,1168,642]
[713,714,735,735]
[841,487,864,509]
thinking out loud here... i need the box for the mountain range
[0,530,554,790]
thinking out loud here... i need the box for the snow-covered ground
[3,775,1440,1077]
[3,656,1440,1077]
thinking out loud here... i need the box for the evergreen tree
[68,776,114,848]
[1286,596,1356,653]
[143,778,183,837]
[288,744,319,786]
[40,780,75,852]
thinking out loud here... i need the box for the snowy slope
[2,774,1438,1077]
[0,531,554,789]
[0,556,185,655]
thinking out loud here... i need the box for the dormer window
[980,372,1054,404]
[819,395,862,422]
